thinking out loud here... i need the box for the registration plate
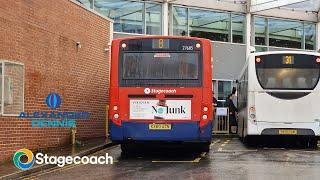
[149,124,171,130]
[279,129,297,135]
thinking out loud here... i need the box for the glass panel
[146,3,162,35]
[3,63,24,114]
[254,17,267,45]
[78,0,93,9]
[269,19,303,49]
[304,23,316,50]
[172,6,188,36]
[217,81,231,101]
[255,46,268,52]
[213,80,218,99]
[232,14,245,43]
[189,9,230,42]
[122,52,199,79]
[94,0,143,34]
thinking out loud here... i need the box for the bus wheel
[121,143,130,154]
[243,136,252,145]
[200,143,210,152]
[308,139,318,148]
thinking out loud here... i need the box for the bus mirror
[235,80,239,84]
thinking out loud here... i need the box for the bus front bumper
[109,121,212,142]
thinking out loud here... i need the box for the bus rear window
[255,54,320,90]
[122,52,199,80]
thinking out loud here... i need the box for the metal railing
[212,107,229,134]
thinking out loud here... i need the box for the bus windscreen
[256,54,320,90]
[122,52,199,80]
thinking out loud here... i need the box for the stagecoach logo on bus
[17,93,90,128]
[144,88,177,95]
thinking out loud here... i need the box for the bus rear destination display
[121,38,201,51]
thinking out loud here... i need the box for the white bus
[237,51,320,146]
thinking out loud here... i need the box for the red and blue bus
[108,36,213,152]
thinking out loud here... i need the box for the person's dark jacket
[212,96,218,107]
[226,96,238,116]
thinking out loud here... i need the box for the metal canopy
[161,0,320,22]
[250,0,308,13]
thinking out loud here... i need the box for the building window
[232,14,245,43]
[254,16,316,50]
[172,6,188,36]
[94,0,162,35]
[213,80,232,107]
[217,80,232,101]
[305,23,316,50]
[254,17,267,46]
[189,9,230,42]
[172,6,244,44]
[0,61,24,115]
[77,0,93,9]
[146,3,162,35]
[269,19,303,49]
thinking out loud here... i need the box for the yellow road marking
[210,139,220,148]
[201,152,207,157]
[193,157,201,163]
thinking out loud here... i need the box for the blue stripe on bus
[109,121,212,142]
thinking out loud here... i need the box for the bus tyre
[121,143,130,154]
[243,136,252,145]
[201,143,210,152]
[308,139,318,148]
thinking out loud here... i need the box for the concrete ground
[20,137,320,180]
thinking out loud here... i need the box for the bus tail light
[200,104,211,128]
[203,107,208,112]
[113,114,119,119]
[202,115,208,120]
[316,58,320,63]
[110,104,121,126]
[249,106,256,121]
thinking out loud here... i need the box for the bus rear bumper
[109,120,212,142]
[248,121,320,137]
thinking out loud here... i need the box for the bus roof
[112,35,212,43]
[252,51,320,57]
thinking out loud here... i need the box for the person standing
[226,93,238,134]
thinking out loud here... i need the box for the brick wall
[0,0,112,162]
